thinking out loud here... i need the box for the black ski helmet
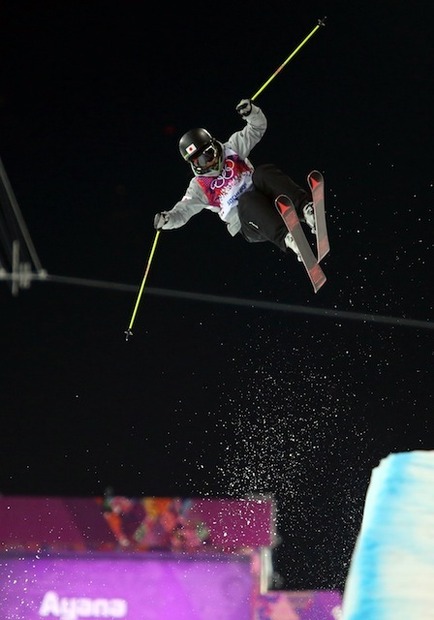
[179,128,212,161]
[178,128,223,175]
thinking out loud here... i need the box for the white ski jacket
[160,104,267,237]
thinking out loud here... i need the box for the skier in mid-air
[153,99,317,262]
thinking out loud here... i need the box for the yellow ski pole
[124,230,160,341]
[251,17,326,101]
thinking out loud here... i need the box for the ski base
[307,170,329,262]
[275,194,326,293]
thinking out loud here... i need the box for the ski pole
[251,17,327,101]
[124,230,160,341]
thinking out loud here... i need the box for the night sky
[1,2,433,593]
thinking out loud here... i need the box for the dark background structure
[1,1,433,591]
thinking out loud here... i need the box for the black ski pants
[237,163,310,252]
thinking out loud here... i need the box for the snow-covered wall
[342,450,434,619]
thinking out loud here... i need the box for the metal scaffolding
[0,156,47,295]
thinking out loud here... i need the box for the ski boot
[284,232,302,261]
[302,202,316,234]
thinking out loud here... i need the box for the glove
[236,99,252,117]
[154,211,170,230]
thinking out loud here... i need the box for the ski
[307,170,329,262]
[275,194,326,293]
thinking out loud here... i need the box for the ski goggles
[191,144,218,168]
